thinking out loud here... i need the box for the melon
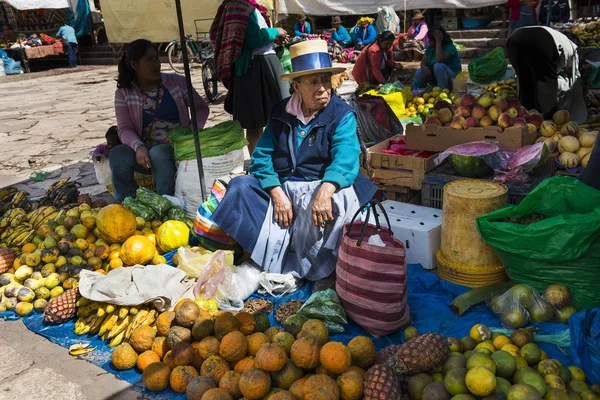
[581,152,591,168]
[156,221,190,253]
[558,136,580,154]
[579,132,597,148]
[558,152,580,169]
[96,205,136,244]
[450,155,493,178]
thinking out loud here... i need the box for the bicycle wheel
[167,42,195,74]
[202,60,219,103]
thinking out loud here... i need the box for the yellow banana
[80,314,98,335]
[109,330,126,348]
[77,301,101,318]
[97,304,107,317]
[77,297,90,307]
[108,315,131,340]
[106,304,116,314]
[98,310,118,336]
[129,306,139,315]
[89,312,108,335]
[125,309,149,340]
[119,306,129,319]
[141,309,157,327]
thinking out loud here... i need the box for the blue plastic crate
[421,162,552,209]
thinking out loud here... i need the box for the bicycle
[166,35,219,103]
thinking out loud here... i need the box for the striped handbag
[336,200,411,337]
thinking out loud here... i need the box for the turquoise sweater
[234,11,279,78]
[251,113,359,189]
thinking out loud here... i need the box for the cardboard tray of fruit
[406,124,536,153]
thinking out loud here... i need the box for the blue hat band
[291,52,332,74]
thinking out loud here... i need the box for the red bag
[336,201,411,337]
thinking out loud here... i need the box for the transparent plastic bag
[297,289,348,333]
[176,246,234,279]
[192,250,228,300]
[212,262,262,311]
[489,283,557,329]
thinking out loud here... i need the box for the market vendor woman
[212,40,376,282]
[111,39,210,200]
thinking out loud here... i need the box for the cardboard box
[405,124,536,152]
[369,201,442,270]
[364,135,439,190]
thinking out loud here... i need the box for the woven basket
[106,173,157,196]
[436,250,508,288]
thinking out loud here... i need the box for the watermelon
[506,142,549,173]
[450,154,494,178]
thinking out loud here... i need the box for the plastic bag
[212,262,262,311]
[193,250,228,300]
[122,197,159,220]
[489,284,558,329]
[477,176,600,310]
[468,47,508,84]
[569,308,600,384]
[92,156,112,187]
[168,206,187,223]
[297,289,348,333]
[258,273,298,297]
[176,246,235,279]
[495,142,549,183]
[136,187,172,217]
[377,82,402,95]
[167,121,248,161]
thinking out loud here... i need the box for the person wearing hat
[354,17,377,50]
[401,11,429,61]
[212,40,376,283]
[330,16,352,48]
[352,31,401,85]
[294,14,312,37]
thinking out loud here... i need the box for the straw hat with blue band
[280,40,346,81]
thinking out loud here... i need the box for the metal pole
[174,0,208,202]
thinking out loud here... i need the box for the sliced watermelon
[450,154,494,178]
[506,142,549,173]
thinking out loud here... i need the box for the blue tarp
[4,264,584,399]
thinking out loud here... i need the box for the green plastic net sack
[167,120,248,161]
[468,47,508,84]
[476,176,600,310]
[297,289,348,333]
[122,197,159,220]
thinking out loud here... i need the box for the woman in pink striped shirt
[400,11,429,61]
[110,39,209,200]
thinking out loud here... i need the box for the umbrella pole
[174,0,208,202]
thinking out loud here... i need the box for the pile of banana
[41,179,80,208]
[483,79,518,97]
[74,299,158,348]
[0,188,33,216]
[570,21,600,47]
[0,206,65,251]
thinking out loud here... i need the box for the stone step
[79,57,118,66]
[80,51,115,58]
[458,48,489,60]
[448,28,508,39]
[453,37,507,49]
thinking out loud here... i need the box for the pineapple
[0,248,14,274]
[363,364,408,400]
[376,344,402,364]
[44,288,79,325]
[385,333,449,375]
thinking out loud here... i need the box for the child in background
[92,126,121,161]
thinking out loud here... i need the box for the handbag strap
[346,199,395,247]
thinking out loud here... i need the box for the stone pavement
[0,62,360,400]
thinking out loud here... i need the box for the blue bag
[569,308,600,384]
[2,53,22,75]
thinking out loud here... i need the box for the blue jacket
[355,24,377,46]
[251,96,376,206]
[294,21,312,37]
[331,26,352,45]
[57,25,77,44]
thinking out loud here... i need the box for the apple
[477,92,495,108]
[438,108,454,124]
[463,117,480,129]
[454,106,471,118]
[498,113,514,129]
[425,117,442,126]
[471,105,488,120]
[507,98,521,109]
[480,116,494,127]
[507,107,519,119]
[488,105,503,122]
[451,116,466,130]
[527,123,538,135]
[492,97,508,112]
[518,106,528,118]
[461,93,476,108]
[513,117,527,127]
[526,114,543,129]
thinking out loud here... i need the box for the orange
[109,258,124,269]
[120,235,156,266]
[21,243,37,254]
[109,250,120,260]
[96,204,136,244]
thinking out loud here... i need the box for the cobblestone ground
[0,62,356,399]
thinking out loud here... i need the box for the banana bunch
[27,206,64,229]
[483,79,517,97]
[0,209,35,248]
[74,300,157,348]
[41,179,79,208]
[0,188,18,215]
[572,21,600,47]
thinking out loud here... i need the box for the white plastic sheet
[278,0,506,16]
[2,0,69,10]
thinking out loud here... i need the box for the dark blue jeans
[67,42,78,67]
[109,144,176,201]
